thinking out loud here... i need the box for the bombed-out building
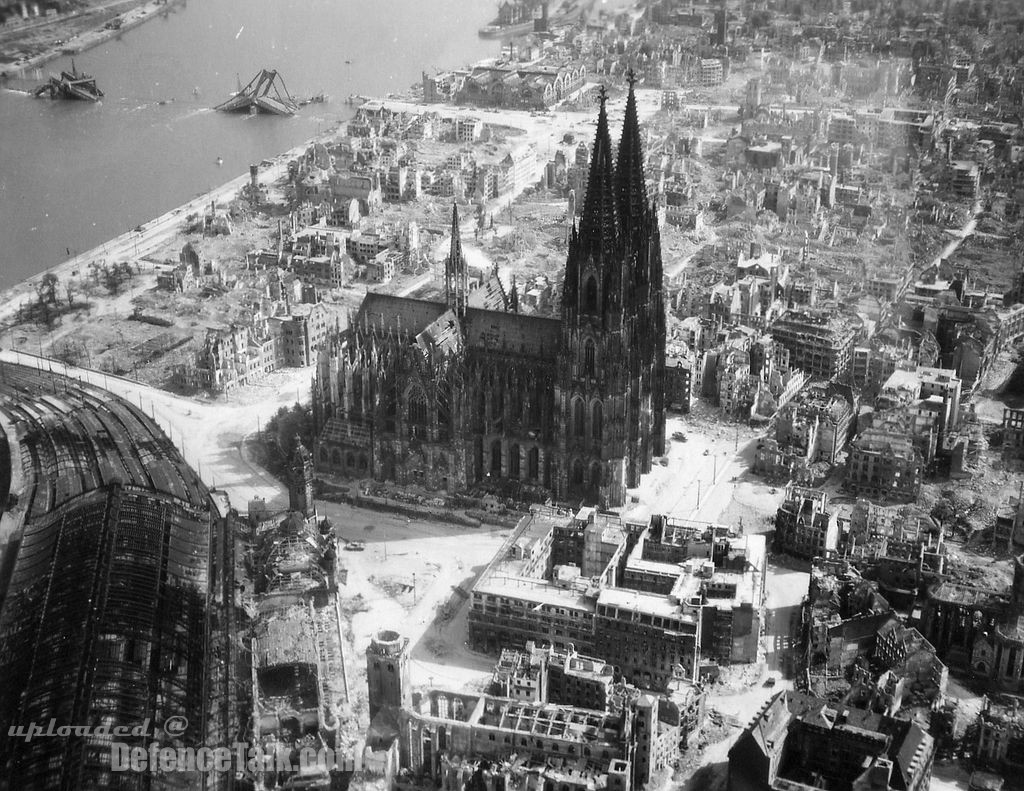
[365,630,704,791]
[728,690,934,791]
[467,505,766,690]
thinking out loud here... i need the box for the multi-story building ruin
[467,506,766,689]
[754,382,856,480]
[769,309,862,382]
[728,691,935,791]
[365,630,705,791]
[774,486,842,559]
[976,695,1024,775]
[844,420,924,503]
[312,82,666,507]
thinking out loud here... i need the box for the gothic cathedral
[312,80,666,508]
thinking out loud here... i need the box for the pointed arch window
[583,340,596,377]
[352,374,363,416]
[529,383,543,428]
[592,401,603,441]
[584,276,598,313]
[573,399,585,438]
[409,389,429,441]
[437,383,451,443]
[527,447,539,480]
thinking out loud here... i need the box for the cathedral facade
[312,81,666,508]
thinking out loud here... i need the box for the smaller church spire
[562,217,580,312]
[578,87,618,259]
[445,203,468,318]
[509,275,520,314]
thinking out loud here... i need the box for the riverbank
[0,116,343,336]
[0,0,184,79]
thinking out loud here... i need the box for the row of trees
[26,262,139,328]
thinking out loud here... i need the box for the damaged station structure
[0,364,351,790]
[0,363,239,789]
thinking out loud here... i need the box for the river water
[0,0,498,289]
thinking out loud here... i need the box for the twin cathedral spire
[563,75,662,323]
[443,75,660,332]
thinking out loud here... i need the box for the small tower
[288,438,314,518]
[445,203,468,319]
[366,630,411,719]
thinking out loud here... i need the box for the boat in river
[32,61,103,102]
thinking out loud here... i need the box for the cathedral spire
[578,86,618,258]
[615,71,648,239]
[445,203,468,318]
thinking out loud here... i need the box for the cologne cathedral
[312,80,666,507]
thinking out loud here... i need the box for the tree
[266,403,314,469]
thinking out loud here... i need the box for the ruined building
[467,506,766,689]
[365,630,704,791]
[728,690,934,791]
[312,81,667,507]
[922,551,1024,692]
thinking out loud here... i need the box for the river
[0,0,498,289]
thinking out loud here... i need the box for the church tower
[557,76,666,507]
[445,203,468,319]
[288,439,315,518]
[366,630,411,719]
